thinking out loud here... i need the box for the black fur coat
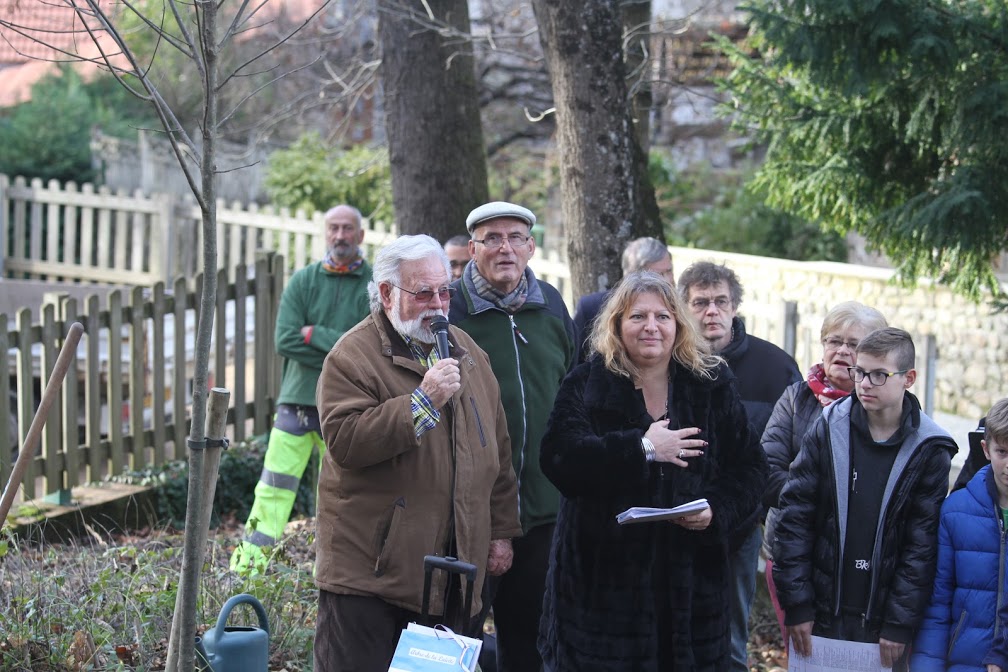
[537,356,768,671]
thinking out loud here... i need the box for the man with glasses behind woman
[677,261,801,672]
[772,327,957,672]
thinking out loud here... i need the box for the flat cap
[465,201,536,233]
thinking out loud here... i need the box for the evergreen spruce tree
[718,0,1008,300]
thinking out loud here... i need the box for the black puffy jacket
[760,381,829,557]
[772,394,956,644]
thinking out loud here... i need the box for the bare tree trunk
[531,0,661,298]
[622,0,653,155]
[378,0,489,241]
[2,3,331,670]
[165,5,220,670]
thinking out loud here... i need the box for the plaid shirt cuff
[411,387,441,438]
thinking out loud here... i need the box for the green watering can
[196,593,270,672]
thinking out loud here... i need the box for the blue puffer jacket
[910,465,1007,672]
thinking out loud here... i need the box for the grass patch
[0,437,318,671]
[0,520,317,671]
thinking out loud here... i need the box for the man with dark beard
[230,204,372,575]
[313,234,521,672]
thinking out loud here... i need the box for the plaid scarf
[806,362,850,407]
[466,262,530,313]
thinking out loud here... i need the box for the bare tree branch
[218,53,323,128]
[217,1,331,91]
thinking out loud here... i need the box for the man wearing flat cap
[449,201,575,671]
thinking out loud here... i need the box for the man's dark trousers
[486,522,554,672]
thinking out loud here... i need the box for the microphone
[430,315,451,360]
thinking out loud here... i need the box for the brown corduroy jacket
[314,311,521,617]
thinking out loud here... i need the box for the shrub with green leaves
[264,134,394,223]
[650,152,846,261]
[110,435,318,529]
[0,66,157,184]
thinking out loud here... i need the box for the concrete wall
[667,247,1006,419]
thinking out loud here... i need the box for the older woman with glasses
[761,300,888,637]
[537,272,767,671]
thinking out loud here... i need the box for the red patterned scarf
[806,362,850,407]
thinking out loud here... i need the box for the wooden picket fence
[0,174,401,286]
[0,174,579,504]
[0,173,584,304]
[0,254,284,501]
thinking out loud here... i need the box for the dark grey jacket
[772,394,956,644]
[760,380,825,557]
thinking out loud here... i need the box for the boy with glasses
[773,327,957,672]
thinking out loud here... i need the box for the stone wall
[667,247,1006,419]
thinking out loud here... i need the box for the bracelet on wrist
[641,437,656,463]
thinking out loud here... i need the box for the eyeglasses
[392,284,455,303]
[823,336,859,351]
[472,233,531,250]
[688,296,732,312]
[847,366,908,386]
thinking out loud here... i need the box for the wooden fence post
[0,174,8,277]
[783,301,798,359]
[153,192,175,285]
[0,314,11,483]
[129,286,146,470]
[233,262,249,443]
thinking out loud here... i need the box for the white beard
[388,299,442,345]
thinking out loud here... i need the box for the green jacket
[275,259,372,407]
[449,268,575,532]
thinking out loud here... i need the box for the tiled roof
[0,0,119,106]
[0,0,112,64]
[0,0,327,106]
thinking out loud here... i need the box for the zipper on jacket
[948,609,969,658]
[510,315,528,344]
[469,396,486,447]
[830,428,844,616]
[998,517,1007,641]
[507,313,530,523]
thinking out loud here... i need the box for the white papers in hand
[788,635,891,671]
[616,498,709,524]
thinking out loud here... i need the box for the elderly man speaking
[313,234,522,672]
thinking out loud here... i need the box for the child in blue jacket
[911,398,1008,672]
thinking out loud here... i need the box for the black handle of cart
[420,555,478,631]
